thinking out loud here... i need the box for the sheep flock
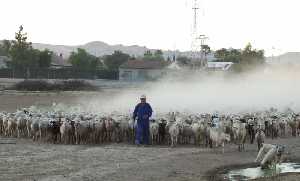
[1,104,300,153]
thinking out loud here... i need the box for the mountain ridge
[32,41,160,58]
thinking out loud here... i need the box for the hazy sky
[1,0,299,55]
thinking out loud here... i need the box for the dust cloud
[80,64,300,115]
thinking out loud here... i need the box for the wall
[119,68,165,81]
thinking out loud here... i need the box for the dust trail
[78,64,300,115]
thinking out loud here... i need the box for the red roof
[120,60,169,69]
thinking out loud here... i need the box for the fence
[0,68,119,80]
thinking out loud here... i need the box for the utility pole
[190,0,208,69]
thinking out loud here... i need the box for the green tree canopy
[215,48,242,63]
[143,50,164,61]
[9,25,38,68]
[0,40,11,56]
[38,49,53,68]
[103,50,130,70]
[69,48,101,70]
[2,26,54,69]
[214,43,265,72]
[215,44,264,62]
[241,43,264,65]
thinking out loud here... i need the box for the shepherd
[133,94,153,146]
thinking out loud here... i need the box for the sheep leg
[261,148,276,167]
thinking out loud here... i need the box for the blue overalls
[133,103,153,145]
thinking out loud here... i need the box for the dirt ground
[1,91,300,181]
[0,90,120,112]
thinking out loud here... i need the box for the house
[0,56,10,69]
[206,62,233,71]
[119,60,170,81]
[50,53,72,69]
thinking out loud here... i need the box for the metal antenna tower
[190,0,209,69]
[192,0,199,34]
[191,0,201,69]
[191,0,199,61]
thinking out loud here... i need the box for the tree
[144,50,152,57]
[214,43,265,72]
[9,25,36,69]
[143,49,164,61]
[103,50,130,70]
[241,43,264,65]
[201,45,211,56]
[0,40,11,56]
[0,45,5,56]
[215,48,229,62]
[215,48,243,63]
[69,48,101,70]
[176,56,191,66]
[232,43,265,72]
[37,49,53,68]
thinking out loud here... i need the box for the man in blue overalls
[133,95,153,146]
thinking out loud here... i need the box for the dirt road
[0,137,299,181]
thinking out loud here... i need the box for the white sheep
[150,121,159,145]
[169,122,181,147]
[232,121,247,151]
[208,127,230,154]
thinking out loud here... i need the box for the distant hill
[32,41,162,58]
[1,40,217,61]
[31,41,213,60]
[266,52,300,64]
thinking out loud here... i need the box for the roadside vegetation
[8,80,98,91]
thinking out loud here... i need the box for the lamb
[92,118,106,144]
[74,120,91,144]
[232,121,247,151]
[30,117,40,141]
[60,118,75,144]
[169,122,181,147]
[39,118,50,141]
[181,124,194,144]
[26,116,33,138]
[7,116,17,137]
[158,119,167,144]
[192,122,206,146]
[16,115,28,138]
[149,120,159,145]
[255,127,265,151]
[0,113,5,135]
[104,117,114,142]
[208,127,230,153]
[278,118,287,137]
[48,119,61,143]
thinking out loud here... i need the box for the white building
[119,60,169,81]
[50,53,72,69]
[206,62,234,71]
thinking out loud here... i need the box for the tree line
[0,26,168,72]
[176,44,265,72]
[0,25,265,73]
[0,26,52,69]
